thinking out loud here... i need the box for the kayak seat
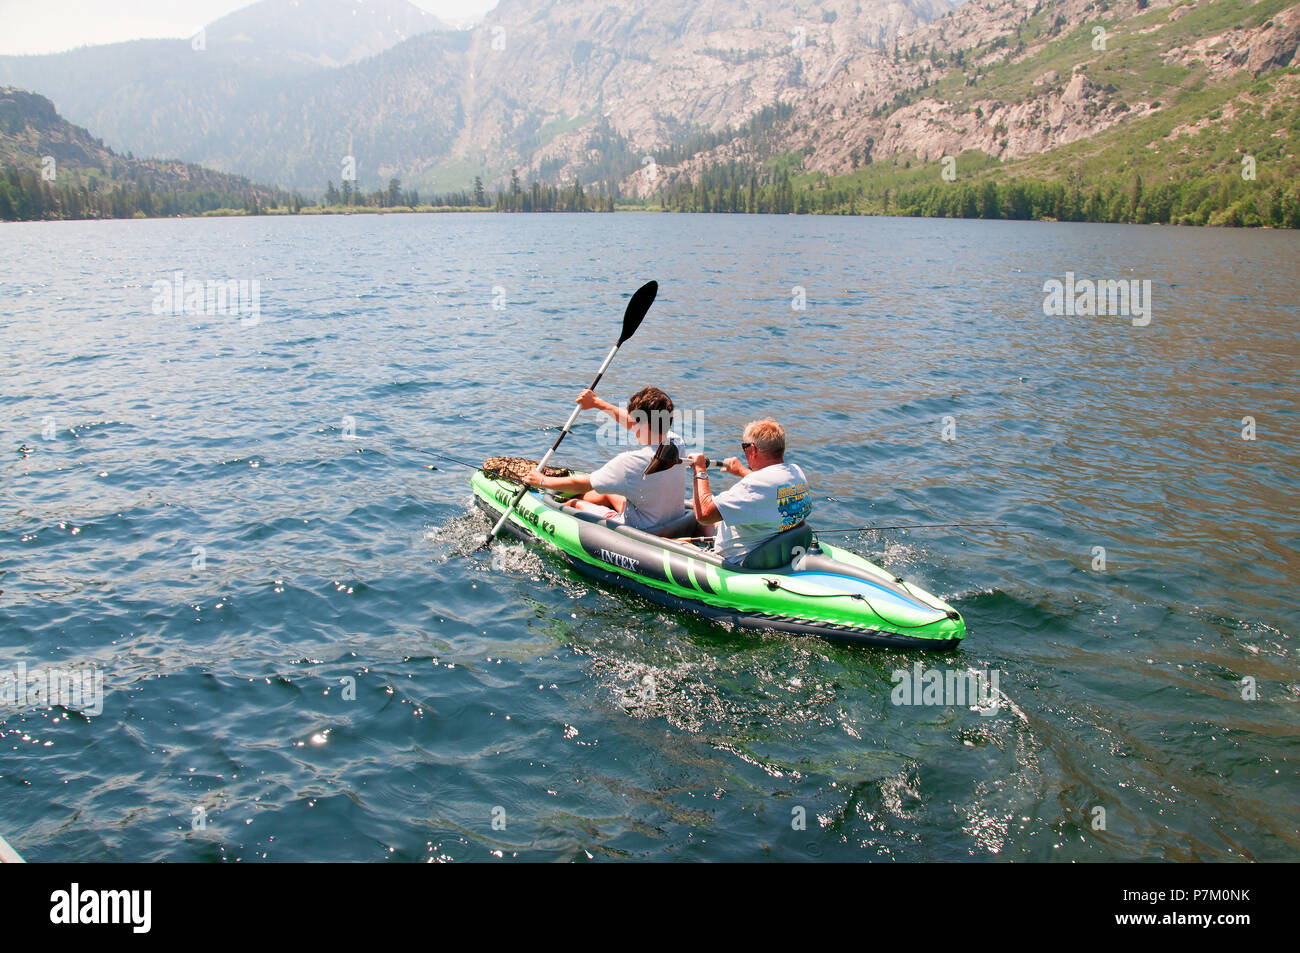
[736,523,813,571]
[645,510,700,539]
[554,502,700,541]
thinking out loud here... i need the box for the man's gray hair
[744,419,785,457]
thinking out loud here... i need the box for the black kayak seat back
[645,510,700,538]
[734,522,813,571]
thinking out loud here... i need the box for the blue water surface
[1,212,1297,861]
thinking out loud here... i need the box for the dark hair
[627,386,675,440]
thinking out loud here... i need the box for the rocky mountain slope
[0,0,955,191]
[2,0,1294,219]
[624,0,1298,200]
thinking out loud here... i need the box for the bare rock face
[1164,5,1300,77]
[654,0,1291,186]
[1061,68,1094,105]
[485,0,956,187]
[859,73,1150,165]
[1246,6,1300,73]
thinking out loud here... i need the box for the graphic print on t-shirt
[776,481,811,529]
[710,461,812,559]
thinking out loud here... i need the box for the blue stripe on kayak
[791,572,930,614]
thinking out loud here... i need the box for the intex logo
[597,549,638,572]
[50,883,151,933]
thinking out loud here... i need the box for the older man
[688,418,811,561]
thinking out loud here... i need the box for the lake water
[1,212,1297,861]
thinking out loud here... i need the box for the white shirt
[588,432,686,530]
[712,461,811,559]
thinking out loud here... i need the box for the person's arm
[688,454,722,524]
[523,470,592,495]
[721,456,751,478]
[577,389,637,433]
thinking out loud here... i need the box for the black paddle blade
[618,280,658,345]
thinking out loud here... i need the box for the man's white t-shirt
[588,433,686,530]
[711,461,812,559]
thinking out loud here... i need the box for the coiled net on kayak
[482,456,572,484]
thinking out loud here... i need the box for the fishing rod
[810,522,1010,534]
[666,522,1010,544]
[408,448,483,471]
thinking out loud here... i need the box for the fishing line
[669,521,1009,544]
[810,522,1010,535]
[345,438,483,471]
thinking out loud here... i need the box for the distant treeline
[0,166,300,221]
[7,162,1296,228]
[323,178,421,208]
[888,175,1300,228]
[662,164,800,214]
[494,171,614,212]
[321,172,615,211]
[662,164,1300,228]
[0,162,618,220]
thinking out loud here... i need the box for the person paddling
[688,419,811,562]
[523,386,685,529]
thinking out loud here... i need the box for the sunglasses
[741,442,755,451]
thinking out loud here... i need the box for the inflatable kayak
[472,469,966,650]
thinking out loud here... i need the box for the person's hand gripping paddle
[484,280,659,547]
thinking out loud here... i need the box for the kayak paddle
[484,280,659,546]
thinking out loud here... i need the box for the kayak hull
[472,471,966,651]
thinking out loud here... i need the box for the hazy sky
[0,0,500,55]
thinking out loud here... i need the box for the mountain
[0,0,956,191]
[0,87,284,219]
[644,0,1300,227]
[2,0,1295,228]
[784,0,1300,172]
[202,0,450,72]
[0,0,450,166]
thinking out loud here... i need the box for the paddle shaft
[487,341,621,541]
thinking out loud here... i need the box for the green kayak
[472,469,966,650]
